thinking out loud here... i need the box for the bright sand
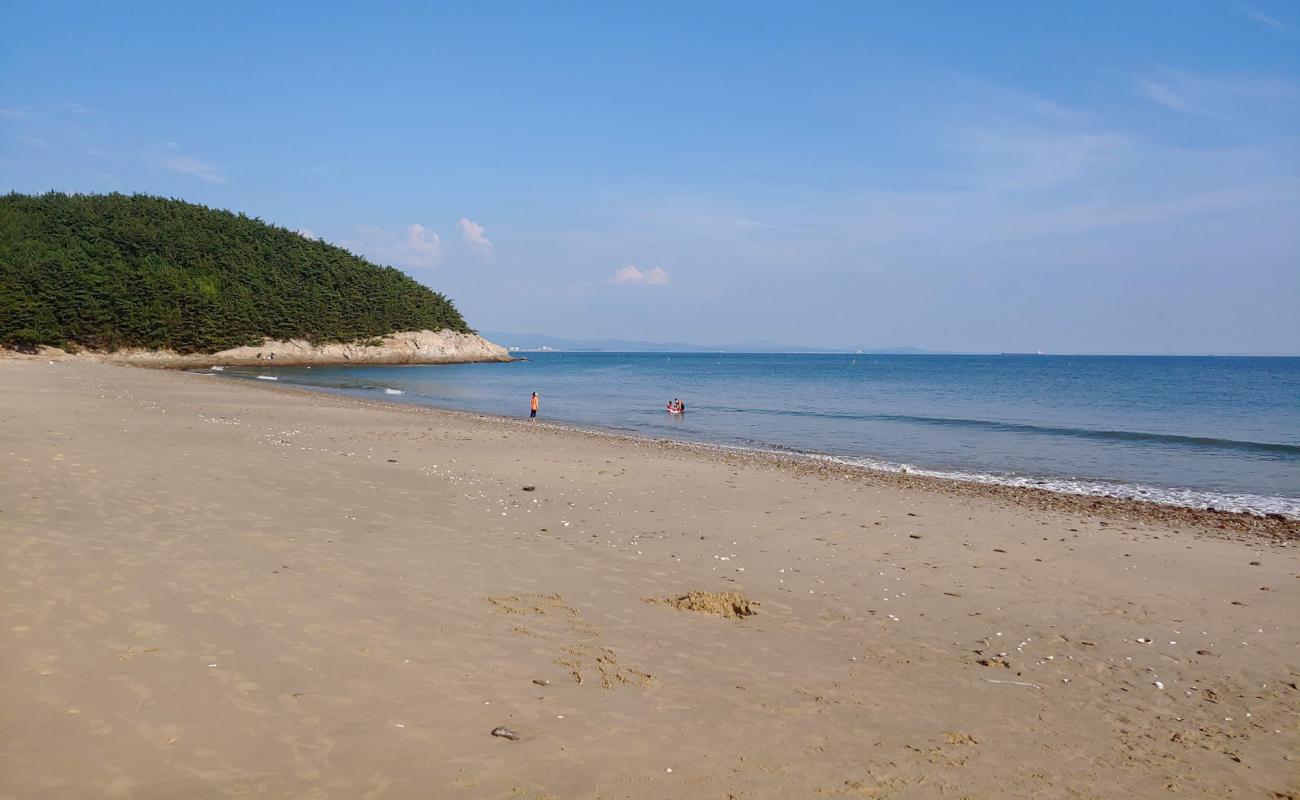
[1,359,1296,799]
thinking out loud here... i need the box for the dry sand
[1,359,1296,799]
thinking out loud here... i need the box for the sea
[215,353,1300,519]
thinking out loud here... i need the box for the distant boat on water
[1001,350,1046,356]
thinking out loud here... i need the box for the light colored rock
[3,330,513,368]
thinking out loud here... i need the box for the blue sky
[3,2,1297,354]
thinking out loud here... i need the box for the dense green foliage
[0,192,470,353]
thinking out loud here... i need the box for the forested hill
[0,192,470,353]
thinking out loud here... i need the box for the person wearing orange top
[530,391,539,420]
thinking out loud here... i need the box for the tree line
[0,192,470,353]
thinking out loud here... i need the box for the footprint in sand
[486,592,653,689]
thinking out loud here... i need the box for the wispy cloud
[600,71,1295,263]
[828,137,1298,249]
[51,101,95,114]
[297,228,319,240]
[156,146,227,183]
[954,130,1130,192]
[458,216,493,247]
[610,265,669,285]
[1135,69,1299,124]
[1244,5,1292,31]
[0,102,94,119]
[1138,79,1194,112]
[773,65,1300,254]
[949,77,1092,126]
[996,182,1299,238]
[342,223,443,268]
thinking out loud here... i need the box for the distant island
[0,192,501,364]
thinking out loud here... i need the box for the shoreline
[211,367,1300,540]
[12,344,1294,533]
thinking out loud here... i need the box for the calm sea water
[219,353,1300,518]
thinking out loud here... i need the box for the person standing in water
[530,391,539,420]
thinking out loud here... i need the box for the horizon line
[499,348,1300,358]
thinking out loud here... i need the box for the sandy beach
[1,359,1296,799]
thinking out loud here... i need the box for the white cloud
[401,224,443,266]
[611,265,642,283]
[458,217,493,247]
[645,267,669,285]
[611,265,669,285]
[157,149,227,183]
[297,228,319,240]
[342,223,443,268]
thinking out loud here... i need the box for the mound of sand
[647,591,759,619]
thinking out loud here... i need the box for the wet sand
[2,359,1296,799]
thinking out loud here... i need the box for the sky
[3,2,1298,355]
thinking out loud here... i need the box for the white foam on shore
[256,375,278,381]
[806,453,1300,520]
[384,388,404,395]
[531,425,1300,520]
[210,365,225,371]
[569,429,1300,520]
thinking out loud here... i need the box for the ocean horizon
[214,352,1300,520]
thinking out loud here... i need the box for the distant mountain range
[478,331,945,355]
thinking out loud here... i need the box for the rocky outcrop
[10,330,513,368]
